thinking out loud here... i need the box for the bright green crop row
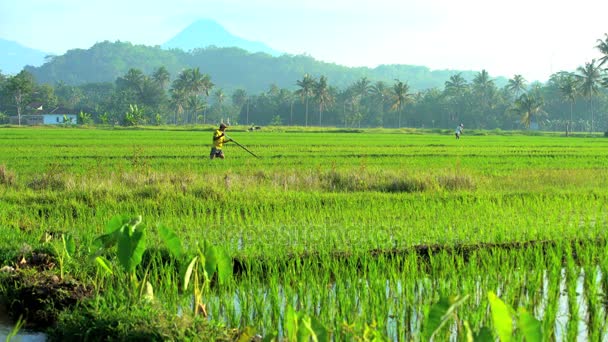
[1,127,608,257]
[2,127,608,339]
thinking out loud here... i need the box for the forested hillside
[24,41,498,93]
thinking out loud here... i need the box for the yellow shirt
[212,129,226,149]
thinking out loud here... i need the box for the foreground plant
[423,292,543,341]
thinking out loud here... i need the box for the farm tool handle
[227,135,260,159]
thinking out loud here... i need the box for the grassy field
[1,126,608,340]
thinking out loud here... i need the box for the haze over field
[1,0,607,81]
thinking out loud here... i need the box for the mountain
[26,41,505,94]
[0,39,49,75]
[162,19,281,56]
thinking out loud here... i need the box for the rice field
[1,126,608,340]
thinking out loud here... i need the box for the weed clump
[437,174,476,191]
[191,185,225,201]
[381,177,430,193]
[322,170,367,191]
[27,173,67,191]
[0,164,16,186]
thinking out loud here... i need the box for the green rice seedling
[4,315,26,342]
[52,233,75,280]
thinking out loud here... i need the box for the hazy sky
[1,0,607,82]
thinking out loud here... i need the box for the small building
[10,105,78,125]
[10,113,78,125]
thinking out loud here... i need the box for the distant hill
[162,19,281,56]
[25,41,506,94]
[0,39,48,75]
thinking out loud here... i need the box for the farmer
[455,123,464,139]
[210,123,232,159]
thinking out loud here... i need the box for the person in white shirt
[455,123,464,139]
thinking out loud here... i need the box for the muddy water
[0,307,46,342]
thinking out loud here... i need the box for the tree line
[1,34,608,132]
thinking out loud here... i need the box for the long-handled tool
[226,135,260,159]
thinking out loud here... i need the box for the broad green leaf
[423,295,468,340]
[63,234,75,258]
[298,315,313,342]
[261,332,277,342]
[158,224,183,258]
[92,230,120,250]
[423,297,451,340]
[310,316,329,342]
[214,247,232,285]
[236,327,257,342]
[117,224,146,272]
[463,321,473,342]
[95,256,113,275]
[518,307,542,342]
[488,292,513,342]
[474,327,494,342]
[105,215,128,234]
[204,245,219,280]
[284,305,298,342]
[183,256,198,292]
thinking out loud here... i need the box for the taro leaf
[93,230,119,250]
[236,326,257,342]
[117,224,146,273]
[214,246,232,285]
[183,256,198,292]
[284,305,298,342]
[474,327,494,342]
[310,315,329,342]
[423,297,449,340]
[463,321,474,342]
[62,233,75,258]
[94,215,130,249]
[488,291,513,342]
[298,315,313,342]
[204,245,219,280]
[95,256,113,275]
[158,224,183,258]
[105,215,129,234]
[422,295,469,340]
[261,332,277,342]
[517,307,542,342]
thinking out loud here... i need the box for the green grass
[1,126,608,340]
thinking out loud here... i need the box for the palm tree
[444,73,467,95]
[596,33,608,67]
[232,89,248,124]
[119,68,145,97]
[314,76,333,126]
[186,95,205,124]
[557,73,579,135]
[370,81,388,125]
[576,60,602,132]
[214,89,225,123]
[295,74,315,126]
[472,70,496,125]
[169,88,187,124]
[350,77,371,118]
[444,73,469,123]
[506,74,527,98]
[390,79,412,128]
[512,93,547,129]
[151,66,170,91]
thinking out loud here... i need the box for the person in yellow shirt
[210,123,232,159]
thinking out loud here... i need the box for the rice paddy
[1,126,608,340]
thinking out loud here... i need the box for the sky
[1,0,607,82]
